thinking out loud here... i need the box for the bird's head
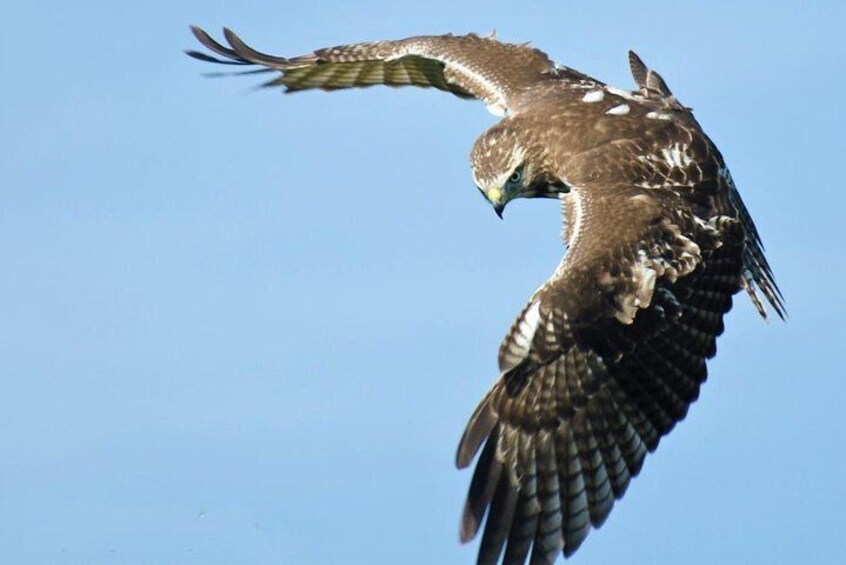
[470,123,567,218]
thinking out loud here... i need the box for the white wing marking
[606,104,630,115]
[513,299,543,349]
[582,90,605,103]
[646,111,673,120]
[606,86,638,101]
[438,55,510,116]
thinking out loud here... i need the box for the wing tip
[189,24,205,41]
[187,24,248,65]
[459,504,481,543]
[456,391,498,469]
[187,25,293,69]
[223,27,292,67]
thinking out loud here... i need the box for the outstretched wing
[456,182,748,564]
[187,27,558,116]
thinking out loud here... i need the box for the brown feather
[187,29,784,564]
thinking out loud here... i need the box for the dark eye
[509,169,522,184]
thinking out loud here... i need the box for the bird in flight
[187,26,784,565]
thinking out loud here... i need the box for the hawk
[187,27,784,565]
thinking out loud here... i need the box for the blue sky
[2,1,844,563]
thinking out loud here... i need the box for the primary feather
[188,27,783,564]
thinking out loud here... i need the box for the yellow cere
[487,187,504,204]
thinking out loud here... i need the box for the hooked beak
[486,187,506,219]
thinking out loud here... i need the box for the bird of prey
[187,26,784,565]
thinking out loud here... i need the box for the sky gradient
[2,1,845,563]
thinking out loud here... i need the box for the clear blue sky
[2,1,844,563]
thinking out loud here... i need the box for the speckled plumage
[188,27,784,565]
